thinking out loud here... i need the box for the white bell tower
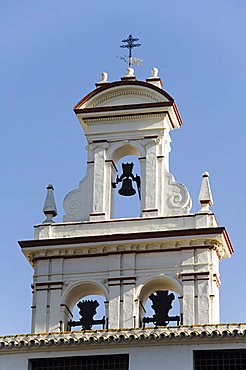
[64,68,191,222]
[19,67,233,334]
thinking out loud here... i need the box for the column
[142,139,158,217]
[108,254,121,328]
[90,142,108,221]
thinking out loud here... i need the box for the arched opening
[113,155,141,218]
[61,281,108,331]
[71,294,106,330]
[136,275,182,328]
[110,143,144,219]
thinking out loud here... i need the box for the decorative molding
[83,112,165,123]
[90,89,162,108]
[166,171,192,215]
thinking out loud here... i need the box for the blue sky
[1,0,246,335]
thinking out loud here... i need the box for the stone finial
[43,184,57,223]
[101,72,108,82]
[151,67,159,77]
[146,67,163,88]
[95,72,109,87]
[125,67,135,77]
[121,67,136,81]
[198,172,213,213]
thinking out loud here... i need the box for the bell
[118,178,136,196]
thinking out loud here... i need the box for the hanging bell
[118,178,136,196]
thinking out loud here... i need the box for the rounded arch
[107,140,145,163]
[61,280,109,312]
[136,274,182,305]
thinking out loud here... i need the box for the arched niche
[107,142,145,219]
[61,281,109,330]
[107,141,145,163]
[135,275,182,327]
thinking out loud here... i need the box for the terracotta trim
[121,76,136,81]
[35,281,63,287]
[143,135,159,139]
[74,80,175,109]
[89,212,105,216]
[19,227,233,251]
[108,283,121,286]
[146,78,162,82]
[182,279,195,282]
[92,139,108,143]
[75,101,173,115]
[182,278,210,282]
[108,276,136,281]
[213,273,221,287]
[181,272,210,277]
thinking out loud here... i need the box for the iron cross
[120,34,141,67]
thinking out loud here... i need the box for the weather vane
[119,34,142,68]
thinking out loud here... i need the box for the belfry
[2,48,246,370]
[24,65,232,335]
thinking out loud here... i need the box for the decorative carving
[83,113,165,123]
[90,89,163,108]
[166,172,192,215]
[63,170,91,222]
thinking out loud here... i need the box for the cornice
[1,324,246,351]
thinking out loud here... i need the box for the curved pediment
[74,80,174,111]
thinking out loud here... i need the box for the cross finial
[120,34,141,67]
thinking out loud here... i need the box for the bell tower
[63,68,191,222]
[19,67,233,334]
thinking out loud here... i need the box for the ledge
[1,324,246,351]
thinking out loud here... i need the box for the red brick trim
[74,80,175,109]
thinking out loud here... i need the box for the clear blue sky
[1,0,246,335]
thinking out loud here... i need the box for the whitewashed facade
[1,68,244,370]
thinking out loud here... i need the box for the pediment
[74,81,174,111]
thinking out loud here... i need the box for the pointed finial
[43,184,57,223]
[198,172,213,213]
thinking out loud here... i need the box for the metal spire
[120,34,141,67]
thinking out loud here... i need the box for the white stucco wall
[1,341,246,370]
